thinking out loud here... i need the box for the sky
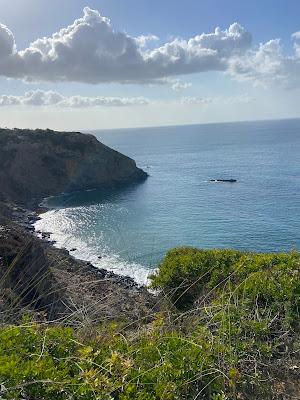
[0,0,300,130]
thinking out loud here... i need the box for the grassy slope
[1,248,300,399]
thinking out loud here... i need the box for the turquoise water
[35,119,300,283]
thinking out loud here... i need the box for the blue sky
[0,0,300,129]
[2,0,300,46]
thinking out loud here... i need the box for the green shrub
[151,248,300,314]
[1,248,300,399]
[0,321,226,399]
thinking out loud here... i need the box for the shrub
[0,321,226,399]
[1,248,300,399]
[151,248,300,315]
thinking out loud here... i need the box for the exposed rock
[0,221,66,320]
[0,128,147,206]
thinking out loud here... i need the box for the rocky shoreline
[11,201,142,289]
[0,200,156,323]
[0,128,155,323]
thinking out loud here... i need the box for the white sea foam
[34,209,151,286]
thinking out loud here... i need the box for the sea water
[35,119,300,284]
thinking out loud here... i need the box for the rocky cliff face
[0,128,147,205]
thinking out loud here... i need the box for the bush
[1,248,300,399]
[0,321,226,399]
[151,248,300,314]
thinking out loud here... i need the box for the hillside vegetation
[1,248,300,399]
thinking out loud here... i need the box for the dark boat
[210,179,237,183]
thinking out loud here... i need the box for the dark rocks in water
[28,216,41,224]
[97,268,107,276]
[96,268,106,279]
[0,128,148,206]
[41,232,51,240]
[210,179,237,183]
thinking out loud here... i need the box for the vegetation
[1,248,300,399]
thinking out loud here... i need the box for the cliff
[0,128,150,321]
[0,128,147,206]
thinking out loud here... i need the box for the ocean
[35,119,300,284]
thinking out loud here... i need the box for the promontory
[0,128,147,206]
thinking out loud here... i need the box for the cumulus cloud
[0,90,150,107]
[0,7,298,88]
[135,34,159,48]
[228,34,300,88]
[0,23,16,56]
[0,7,252,83]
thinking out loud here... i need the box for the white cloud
[0,7,252,84]
[135,35,159,48]
[292,32,300,58]
[0,89,255,109]
[0,8,298,89]
[170,80,192,91]
[0,23,16,56]
[180,94,254,105]
[292,31,300,40]
[181,96,212,105]
[0,90,150,107]
[228,34,300,88]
